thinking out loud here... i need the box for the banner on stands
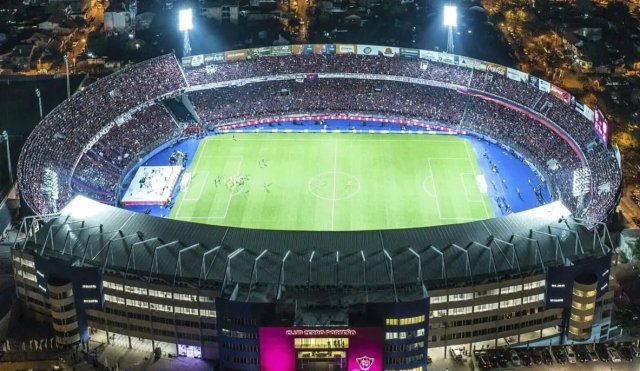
[571,97,594,122]
[400,48,419,58]
[507,67,528,83]
[292,44,314,55]
[459,57,487,71]
[313,44,336,55]
[204,52,225,64]
[336,44,357,54]
[271,45,292,56]
[550,84,571,105]
[248,47,272,58]
[356,45,398,57]
[419,49,440,61]
[538,79,551,93]
[181,56,193,67]
[225,49,247,61]
[485,62,507,76]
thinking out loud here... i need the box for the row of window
[13,256,35,268]
[103,280,214,303]
[104,294,215,317]
[222,355,259,365]
[385,341,425,352]
[385,353,424,365]
[102,307,217,329]
[432,315,559,341]
[431,293,546,317]
[385,328,425,340]
[222,343,259,353]
[433,280,545,304]
[221,328,257,340]
[385,315,426,326]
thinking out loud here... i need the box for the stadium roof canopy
[19,197,613,304]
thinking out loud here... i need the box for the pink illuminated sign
[259,326,383,371]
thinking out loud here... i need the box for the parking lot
[429,342,640,370]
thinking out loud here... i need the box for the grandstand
[14,45,621,370]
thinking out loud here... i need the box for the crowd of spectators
[71,104,181,202]
[18,54,187,213]
[19,51,621,226]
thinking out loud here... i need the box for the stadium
[12,45,622,371]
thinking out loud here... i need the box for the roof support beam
[361,250,368,302]
[277,250,290,300]
[173,243,202,285]
[124,237,164,274]
[451,244,472,283]
[383,249,397,303]
[148,241,181,281]
[198,246,222,286]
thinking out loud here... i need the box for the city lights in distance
[444,5,457,27]
[178,8,193,31]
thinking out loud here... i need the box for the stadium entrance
[259,327,383,371]
[297,350,346,370]
[295,337,348,370]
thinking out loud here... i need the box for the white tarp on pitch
[121,166,182,205]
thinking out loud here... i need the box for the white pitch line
[463,140,492,219]
[185,171,209,201]
[427,160,443,220]
[331,141,338,231]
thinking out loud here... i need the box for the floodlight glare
[178,8,193,31]
[444,5,457,27]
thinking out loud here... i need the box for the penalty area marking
[175,157,244,220]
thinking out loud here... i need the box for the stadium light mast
[443,5,457,54]
[1,131,12,185]
[63,54,70,99]
[178,8,193,57]
[35,89,43,119]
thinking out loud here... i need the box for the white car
[510,350,521,366]
[450,347,463,361]
[608,347,622,363]
[566,346,577,364]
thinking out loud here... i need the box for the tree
[617,299,640,336]
[629,238,640,261]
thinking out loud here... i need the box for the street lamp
[444,5,457,54]
[63,55,70,99]
[178,8,193,57]
[35,88,43,119]
[0,131,13,185]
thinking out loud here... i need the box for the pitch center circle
[308,172,361,201]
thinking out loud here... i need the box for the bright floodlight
[179,8,193,31]
[444,5,457,27]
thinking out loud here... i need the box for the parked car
[587,345,599,362]
[521,350,533,366]
[478,355,493,369]
[575,345,590,363]
[566,346,577,364]
[542,348,554,365]
[608,347,622,363]
[553,346,567,364]
[450,347,463,361]
[531,349,543,365]
[618,346,634,362]
[596,343,610,362]
[510,350,521,366]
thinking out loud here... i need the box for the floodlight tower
[178,8,193,57]
[444,5,457,54]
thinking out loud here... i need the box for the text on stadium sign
[285,329,357,336]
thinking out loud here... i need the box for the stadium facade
[13,45,622,370]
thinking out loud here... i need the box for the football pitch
[170,133,494,231]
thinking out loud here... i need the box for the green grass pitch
[169,133,495,231]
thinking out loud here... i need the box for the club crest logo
[356,355,374,370]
